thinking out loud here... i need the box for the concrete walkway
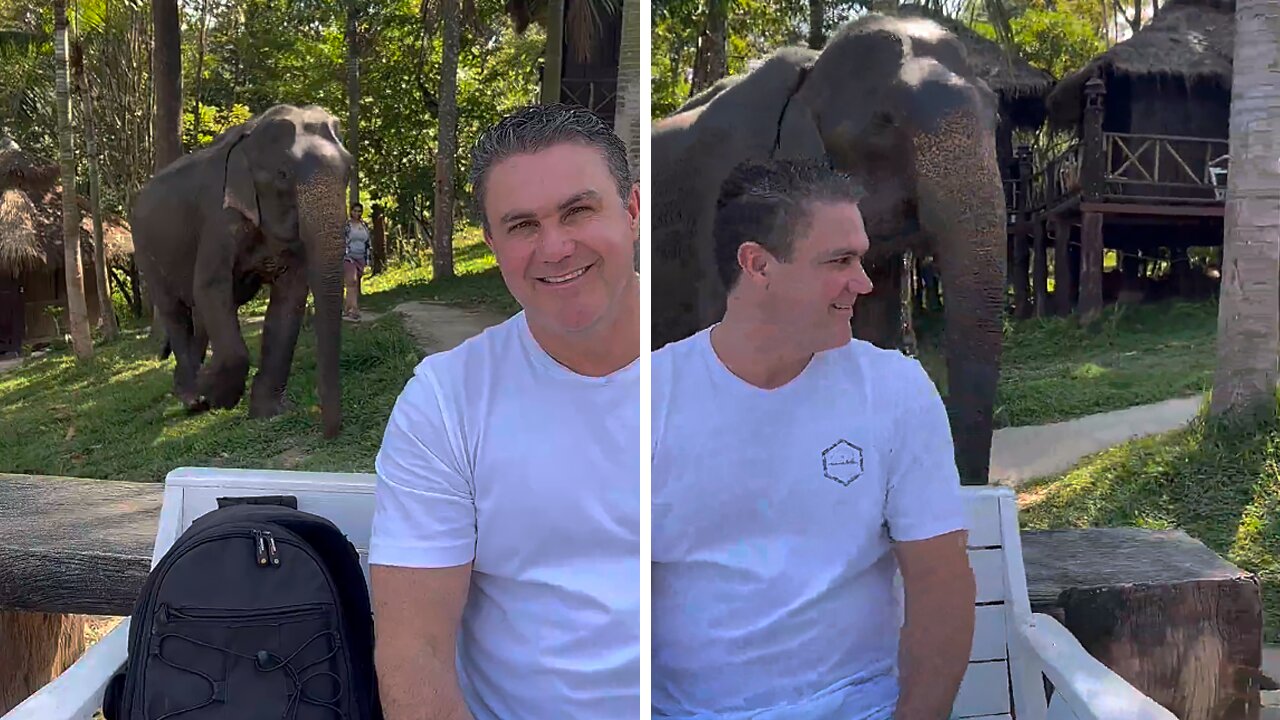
[989,394,1205,487]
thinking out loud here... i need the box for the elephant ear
[222,130,259,226]
[776,94,828,163]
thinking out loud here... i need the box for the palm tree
[54,0,92,359]
[346,0,362,205]
[152,0,180,170]
[613,0,639,173]
[73,37,117,341]
[1209,0,1280,422]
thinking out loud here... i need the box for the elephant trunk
[296,157,347,439]
[913,104,1006,486]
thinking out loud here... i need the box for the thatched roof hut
[1044,0,1235,132]
[899,4,1057,130]
[0,147,133,281]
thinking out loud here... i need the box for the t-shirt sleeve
[883,358,967,543]
[370,365,477,568]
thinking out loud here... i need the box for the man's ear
[736,242,772,287]
[222,131,259,226]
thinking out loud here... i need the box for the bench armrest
[1017,612,1177,720]
[2,618,130,720]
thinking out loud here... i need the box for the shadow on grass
[1018,402,1280,640]
[914,298,1217,428]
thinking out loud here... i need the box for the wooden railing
[1103,132,1230,200]
[561,77,617,124]
[1005,132,1231,222]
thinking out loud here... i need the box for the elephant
[131,104,354,438]
[652,14,1007,485]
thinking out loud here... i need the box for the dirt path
[357,300,512,354]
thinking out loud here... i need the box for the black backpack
[102,496,383,720]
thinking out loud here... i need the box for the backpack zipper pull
[253,530,268,566]
[265,532,280,566]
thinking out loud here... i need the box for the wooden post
[1033,219,1048,317]
[1013,232,1031,320]
[1052,217,1074,316]
[1079,212,1104,323]
[0,612,85,714]
[1081,76,1107,202]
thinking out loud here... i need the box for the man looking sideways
[370,103,641,720]
[651,158,976,720]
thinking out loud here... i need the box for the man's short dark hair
[468,103,634,230]
[713,158,866,290]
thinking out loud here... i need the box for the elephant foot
[176,388,210,414]
[198,358,249,410]
[249,375,294,418]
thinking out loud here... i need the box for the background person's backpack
[102,496,383,720]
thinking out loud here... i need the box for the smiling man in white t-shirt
[651,158,976,720]
[369,104,641,720]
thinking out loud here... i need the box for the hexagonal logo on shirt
[822,439,865,486]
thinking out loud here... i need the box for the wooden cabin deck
[1002,80,1228,321]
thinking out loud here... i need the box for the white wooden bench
[3,468,1177,720]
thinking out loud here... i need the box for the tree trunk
[193,0,209,143]
[345,1,361,206]
[0,611,85,714]
[54,0,92,360]
[809,0,826,49]
[433,0,460,280]
[689,0,728,95]
[73,40,117,341]
[613,0,641,175]
[1209,0,1280,422]
[151,0,181,170]
[541,0,565,104]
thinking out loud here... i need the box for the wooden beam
[0,474,161,615]
[1024,528,1264,720]
[1033,220,1048,317]
[1081,202,1226,218]
[1012,231,1031,320]
[1078,211,1104,323]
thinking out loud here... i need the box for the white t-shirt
[370,311,641,720]
[650,326,966,719]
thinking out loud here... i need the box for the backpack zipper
[252,529,280,566]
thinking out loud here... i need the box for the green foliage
[182,103,253,149]
[971,5,1103,80]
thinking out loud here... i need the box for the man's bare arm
[892,530,976,720]
[372,563,475,720]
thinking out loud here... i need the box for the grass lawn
[0,227,513,483]
[916,298,1218,428]
[1016,403,1280,641]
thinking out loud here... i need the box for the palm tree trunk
[613,0,640,174]
[151,0,181,170]
[808,0,826,49]
[541,0,565,103]
[345,1,361,205]
[1209,0,1280,422]
[432,0,460,280]
[55,0,92,359]
[73,39,117,341]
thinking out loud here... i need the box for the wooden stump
[1024,528,1264,720]
[0,610,85,714]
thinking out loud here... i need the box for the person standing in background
[344,202,372,320]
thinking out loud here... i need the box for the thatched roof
[899,4,1056,102]
[1045,0,1235,129]
[0,149,133,276]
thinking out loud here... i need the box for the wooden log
[0,474,160,711]
[1024,528,1264,720]
[0,611,85,714]
[1033,220,1048,317]
[0,473,161,615]
[1078,211,1105,323]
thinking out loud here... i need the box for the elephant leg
[249,267,309,418]
[851,259,903,350]
[156,300,207,413]
[193,227,251,410]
